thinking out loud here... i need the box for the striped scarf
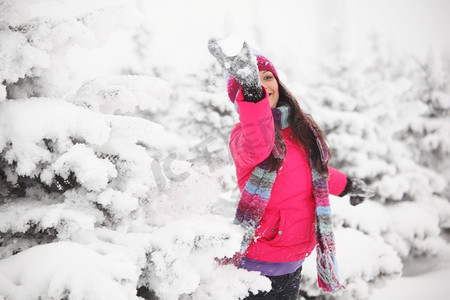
[234,105,344,293]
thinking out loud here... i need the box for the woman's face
[259,70,279,108]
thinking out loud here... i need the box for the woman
[208,39,374,300]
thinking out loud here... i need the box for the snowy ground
[368,241,450,300]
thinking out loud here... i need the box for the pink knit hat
[227,55,279,102]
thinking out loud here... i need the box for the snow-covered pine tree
[292,34,450,299]
[147,58,242,219]
[396,52,450,200]
[0,2,271,300]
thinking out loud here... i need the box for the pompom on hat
[227,55,279,102]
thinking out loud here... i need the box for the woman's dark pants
[243,267,302,300]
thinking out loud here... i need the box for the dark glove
[340,178,375,206]
[208,38,264,102]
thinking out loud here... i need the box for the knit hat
[227,55,279,102]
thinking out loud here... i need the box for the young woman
[208,39,374,300]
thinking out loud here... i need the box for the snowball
[217,35,245,57]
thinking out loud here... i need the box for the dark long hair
[267,81,331,177]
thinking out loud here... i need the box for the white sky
[16,0,449,90]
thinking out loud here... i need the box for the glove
[345,178,375,206]
[208,38,264,102]
[349,196,365,206]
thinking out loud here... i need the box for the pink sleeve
[327,166,348,196]
[229,89,274,169]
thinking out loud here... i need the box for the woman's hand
[208,38,264,102]
[346,178,375,206]
[208,38,260,88]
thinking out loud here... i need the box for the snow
[217,35,245,57]
[51,144,118,191]
[0,30,49,84]
[368,243,450,300]
[67,75,171,115]
[0,198,98,241]
[0,99,110,175]
[0,242,139,300]
[0,0,449,299]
